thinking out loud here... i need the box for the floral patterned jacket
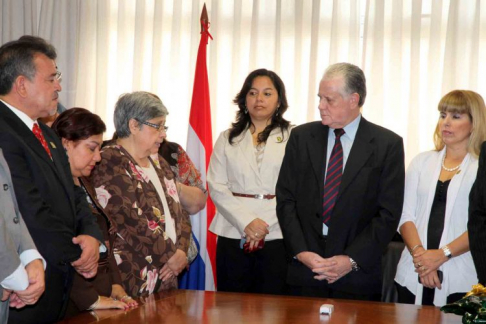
[90,143,191,297]
[158,140,205,191]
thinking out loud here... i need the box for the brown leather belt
[232,192,276,200]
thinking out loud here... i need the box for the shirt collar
[0,99,36,131]
[330,114,361,141]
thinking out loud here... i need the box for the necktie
[32,123,52,159]
[323,128,345,225]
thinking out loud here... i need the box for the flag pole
[180,2,216,291]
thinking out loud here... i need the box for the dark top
[427,180,451,250]
[65,178,123,316]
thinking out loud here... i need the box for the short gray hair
[114,91,168,138]
[323,63,366,107]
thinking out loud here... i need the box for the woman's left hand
[158,249,188,281]
[111,284,138,307]
[244,218,269,240]
[244,236,263,253]
[413,249,447,277]
[419,270,442,289]
[94,296,129,310]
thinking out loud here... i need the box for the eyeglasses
[137,120,168,132]
[55,71,62,82]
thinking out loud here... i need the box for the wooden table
[60,290,460,323]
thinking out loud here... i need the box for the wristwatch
[349,257,360,271]
[441,245,453,259]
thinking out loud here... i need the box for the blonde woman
[395,90,486,306]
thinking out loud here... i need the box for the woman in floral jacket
[90,92,192,297]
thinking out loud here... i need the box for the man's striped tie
[323,128,345,224]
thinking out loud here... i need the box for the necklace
[441,154,461,172]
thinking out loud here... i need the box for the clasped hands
[159,249,188,282]
[6,235,101,309]
[243,218,269,252]
[412,247,447,289]
[298,251,352,284]
[71,235,101,279]
[7,259,45,309]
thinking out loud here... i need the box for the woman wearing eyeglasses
[90,91,201,297]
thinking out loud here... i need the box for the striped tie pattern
[323,128,345,224]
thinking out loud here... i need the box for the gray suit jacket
[0,149,37,322]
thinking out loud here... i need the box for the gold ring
[255,233,259,237]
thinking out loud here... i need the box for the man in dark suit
[0,36,103,323]
[469,142,486,285]
[276,63,405,300]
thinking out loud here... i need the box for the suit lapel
[338,118,373,199]
[259,128,287,174]
[0,103,53,164]
[41,123,72,190]
[308,124,329,198]
[0,103,73,199]
[41,125,77,217]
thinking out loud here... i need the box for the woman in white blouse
[208,69,291,295]
[394,90,486,306]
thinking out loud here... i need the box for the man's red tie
[323,128,345,225]
[32,123,52,159]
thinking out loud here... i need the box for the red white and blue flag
[179,4,216,291]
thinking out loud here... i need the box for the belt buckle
[254,194,264,200]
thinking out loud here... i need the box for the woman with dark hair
[208,69,291,294]
[52,108,137,315]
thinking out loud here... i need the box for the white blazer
[208,127,291,240]
[395,148,478,306]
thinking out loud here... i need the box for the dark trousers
[8,265,73,324]
[395,282,465,305]
[216,237,288,295]
[289,284,381,301]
